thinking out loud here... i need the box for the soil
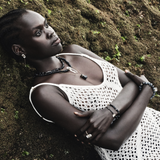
[0,0,160,159]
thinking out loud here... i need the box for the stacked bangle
[139,82,157,99]
[110,104,120,122]
[106,107,116,118]
[110,104,120,115]
[106,104,120,124]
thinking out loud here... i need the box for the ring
[85,131,92,139]
[86,134,92,139]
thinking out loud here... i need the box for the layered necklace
[35,56,88,80]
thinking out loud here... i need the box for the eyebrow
[32,18,47,30]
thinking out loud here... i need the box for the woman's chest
[35,55,116,87]
[49,56,105,86]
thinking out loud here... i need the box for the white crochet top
[29,53,160,160]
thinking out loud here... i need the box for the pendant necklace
[66,66,88,80]
[35,56,88,80]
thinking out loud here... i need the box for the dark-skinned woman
[0,9,159,159]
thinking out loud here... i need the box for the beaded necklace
[35,56,88,80]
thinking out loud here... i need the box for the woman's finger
[78,119,102,142]
[75,121,90,138]
[139,75,149,82]
[92,133,103,143]
[125,70,143,85]
[74,111,94,138]
[90,120,110,143]
[125,70,138,80]
[74,110,93,118]
[76,120,99,142]
[84,118,111,143]
[83,129,100,143]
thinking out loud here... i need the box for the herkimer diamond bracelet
[139,82,158,99]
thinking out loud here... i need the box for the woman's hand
[125,70,157,99]
[125,70,149,85]
[74,108,113,144]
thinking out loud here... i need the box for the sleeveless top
[29,53,160,160]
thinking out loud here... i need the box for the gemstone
[80,74,87,80]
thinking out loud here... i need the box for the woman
[0,9,159,159]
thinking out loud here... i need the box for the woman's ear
[12,44,25,56]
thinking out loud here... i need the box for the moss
[0,0,160,159]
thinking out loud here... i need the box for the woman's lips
[51,38,61,46]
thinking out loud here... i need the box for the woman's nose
[46,31,53,39]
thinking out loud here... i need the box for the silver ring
[86,134,92,139]
[85,131,92,139]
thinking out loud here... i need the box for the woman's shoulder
[31,83,67,104]
[62,44,103,60]
[62,44,85,55]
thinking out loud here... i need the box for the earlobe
[12,44,25,56]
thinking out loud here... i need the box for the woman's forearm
[95,85,153,150]
[108,81,139,114]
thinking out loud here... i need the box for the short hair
[0,8,28,59]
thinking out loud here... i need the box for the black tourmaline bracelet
[139,82,157,99]
[110,104,120,114]
[109,104,120,123]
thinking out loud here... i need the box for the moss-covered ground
[0,0,160,159]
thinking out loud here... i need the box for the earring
[21,54,26,66]
[22,54,26,59]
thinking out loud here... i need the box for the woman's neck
[29,56,62,72]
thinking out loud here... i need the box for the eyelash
[35,22,49,37]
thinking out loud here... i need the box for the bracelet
[106,107,118,125]
[139,82,157,99]
[106,107,116,118]
[109,104,120,115]
[107,104,121,124]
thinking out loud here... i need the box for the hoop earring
[21,54,26,66]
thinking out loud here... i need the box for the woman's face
[18,10,62,60]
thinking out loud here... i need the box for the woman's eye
[35,29,42,36]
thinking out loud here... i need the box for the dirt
[0,0,160,159]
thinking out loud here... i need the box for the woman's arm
[74,78,139,143]
[95,83,153,149]
[31,74,153,150]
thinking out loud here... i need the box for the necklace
[35,56,88,80]
[66,67,88,80]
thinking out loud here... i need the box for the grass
[105,56,112,61]
[114,44,121,60]
[1,108,5,113]
[14,111,19,119]
[135,64,143,67]
[125,10,130,17]
[100,22,106,27]
[121,36,126,42]
[92,31,101,34]
[86,0,91,3]
[95,10,100,14]
[22,151,30,156]
[103,45,121,62]
[134,36,138,41]
[139,55,145,62]
[48,9,52,15]
[137,24,141,27]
